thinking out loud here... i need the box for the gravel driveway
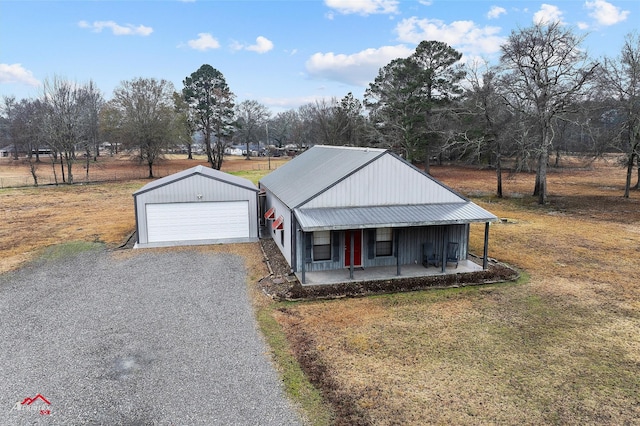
[0,245,302,425]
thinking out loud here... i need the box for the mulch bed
[258,238,520,301]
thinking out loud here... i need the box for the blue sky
[1,0,637,112]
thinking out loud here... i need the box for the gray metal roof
[133,165,258,196]
[259,145,386,208]
[294,203,498,231]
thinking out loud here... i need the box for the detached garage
[133,165,259,248]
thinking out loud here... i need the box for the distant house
[133,165,259,248]
[0,144,15,157]
[225,145,244,156]
[259,145,498,284]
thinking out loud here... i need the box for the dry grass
[0,154,288,273]
[276,157,640,425]
[3,153,640,424]
[0,181,143,273]
[0,154,288,187]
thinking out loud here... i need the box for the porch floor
[296,259,484,286]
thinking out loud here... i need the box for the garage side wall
[135,174,258,247]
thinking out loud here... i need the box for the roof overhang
[294,203,498,232]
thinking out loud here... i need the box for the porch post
[395,228,401,276]
[301,231,306,284]
[483,222,490,270]
[441,227,448,273]
[349,230,354,279]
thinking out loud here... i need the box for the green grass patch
[256,304,334,426]
[229,169,273,185]
[39,241,104,262]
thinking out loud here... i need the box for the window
[376,228,393,256]
[313,230,331,261]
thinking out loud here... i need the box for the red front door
[344,230,362,267]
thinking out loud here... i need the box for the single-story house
[0,144,15,157]
[258,145,498,284]
[224,145,244,156]
[133,165,259,248]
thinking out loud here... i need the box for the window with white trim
[313,230,331,261]
[376,228,393,256]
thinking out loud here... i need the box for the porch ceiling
[294,203,498,232]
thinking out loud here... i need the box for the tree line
[1,23,638,203]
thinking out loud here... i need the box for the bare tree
[78,81,103,179]
[113,77,177,178]
[1,96,18,159]
[234,100,270,159]
[599,32,640,198]
[41,77,101,184]
[499,22,599,204]
[269,110,298,149]
[99,100,125,155]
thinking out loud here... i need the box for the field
[2,153,640,424]
[0,154,287,273]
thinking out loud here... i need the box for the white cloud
[585,0,629,26]
[0,63,40,86]
[243,36,274,54]
[324,0,399,15]
[533,4,565,25]
[187,33,220,51]
[577,21,590,30]
[487,6,507,19]
[395,17,505,56]
[78,20,153,36]
[305,44,413,86]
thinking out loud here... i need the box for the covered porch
[296,258,484,286]
[294,203,497,285]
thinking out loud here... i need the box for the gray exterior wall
[294,224,468,273]
[262,189,294,266]
[303,153,461,208]
[135,174,259,245]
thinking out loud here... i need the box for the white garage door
[146,201,250,243]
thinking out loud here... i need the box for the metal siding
[302,225,469,271]
[303,154,462,208]
[259,145,386,208]
[264,191,293,266]
[361,224,468,268]
[294,203,497,231]
[134,165,257,195]
[135,173,258,245]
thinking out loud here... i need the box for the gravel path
[0,245,302,425]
